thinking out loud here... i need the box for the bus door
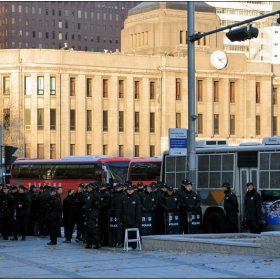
[239,168,258,220]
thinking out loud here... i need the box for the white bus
[161,136,280,233]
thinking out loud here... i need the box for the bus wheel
[204,211,227,233]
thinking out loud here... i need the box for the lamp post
[187,2,280,192]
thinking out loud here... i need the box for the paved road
[0,236,279,278]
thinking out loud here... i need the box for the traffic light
[4,146,18,165]
[226,24,259,42]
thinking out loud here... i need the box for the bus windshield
[104,161,129,184]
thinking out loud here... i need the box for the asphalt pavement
[0,235,279,279]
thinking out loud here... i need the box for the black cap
[19,185,26,190]
[167,185,173,191]
[11,185,18,190]
[221,182,230,188]
[50,187,57,192]
[30,185,37,189]
[126,185,134,190]
[78,183,84,188]
[182,179,192,185]
[137,181,143,187]
[2,185,8,189]
[161,183,167,188]
[246,181,254,187]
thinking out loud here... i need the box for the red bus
[10,156,130,198]
[126,156,162,185]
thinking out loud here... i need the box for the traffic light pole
[189,9,280,42]
[187,3,280,192]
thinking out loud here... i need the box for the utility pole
[187,3,280,192]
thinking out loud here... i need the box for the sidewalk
[0,235,279,278]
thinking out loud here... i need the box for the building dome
[128,1,216,16]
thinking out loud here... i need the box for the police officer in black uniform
[28,185,39,236]
[117,184,141,249]
[140,183,158,214]
[109,183,124,247]
[98,183,111,246]
[222,182,239,233]
[11,185,31,241]
[45,187,61,245]
[178,180,201,234]
[0,185,14,240]
[84,183,101,249]
[244,182,262,233]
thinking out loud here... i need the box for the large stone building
[0,1,141,52]
[1,2,280,159]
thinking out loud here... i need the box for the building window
[87,110,92,131]
[103,79,108,97]
[198,114,203,134]
[70,144,75,156]
[230,82,235,103]
[37,76,44,95]
[176,78,181,100]
[103,145,108,155]
[50,144,56,159]
[150,82,155,99]
[37,144,44,159]
[3,77,10,95]
[256,115,260,135]
[135,145,139,157]
[25,77,31,95]
[273,116,277,136]
[197,80,203,101]
[119,111,124,132]
[50,109,56,130]
[70,109,75,130]
[24,109,31,130]
[134,81,139,99]
[176,113,181,128]
[70,78,75,96]
[25,143,31,158]
[214,81,219,102]
[50,77,56,95]
[273,88,277,105]
[3,109,10,130]
[256,82,260,103]
[135,112,139,132]
[87,144,92,155]
[119,145,124,157]
[150,146,155,157]
[37,109,44,130]
[119,80,124,98]
[150,112,155,133]
[214,114,219,135]
[103,111,108,131]
[230,115,235,135]
[87,78,92,97]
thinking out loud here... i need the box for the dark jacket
[223,189,239,213]
[179,189,201,212]
[84,189,101,219]
[160,192,180,211]
[117,192,141,226]
[15,193,32,216]
[98,189,111,212]
[244,188,261,221]
[45,194,61,221]
[37,190,51,214]
[140,190,158,212]
[0,193,14,218]
[110,190,124,210]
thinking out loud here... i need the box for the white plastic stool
[123,228,142,251]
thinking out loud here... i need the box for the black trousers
[86,218,99,246]
[47,219,60,244]
[15,216,29,237]
[0,217,11,239]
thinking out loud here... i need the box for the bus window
[53,164,66,179]
[65,164,80,179]
[15,164,30,179]
[29,164,42,179]
[80,164,97,179]
[105,162,130,184]
[41,164,54,180]
[146,163,161,181]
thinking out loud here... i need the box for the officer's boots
[10,235,18,241]
[94,240,101,249]
[85,243,92,249]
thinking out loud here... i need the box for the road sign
[169,128,187,156]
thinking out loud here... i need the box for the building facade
[0,1,141,52]
[1,2,280,159]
